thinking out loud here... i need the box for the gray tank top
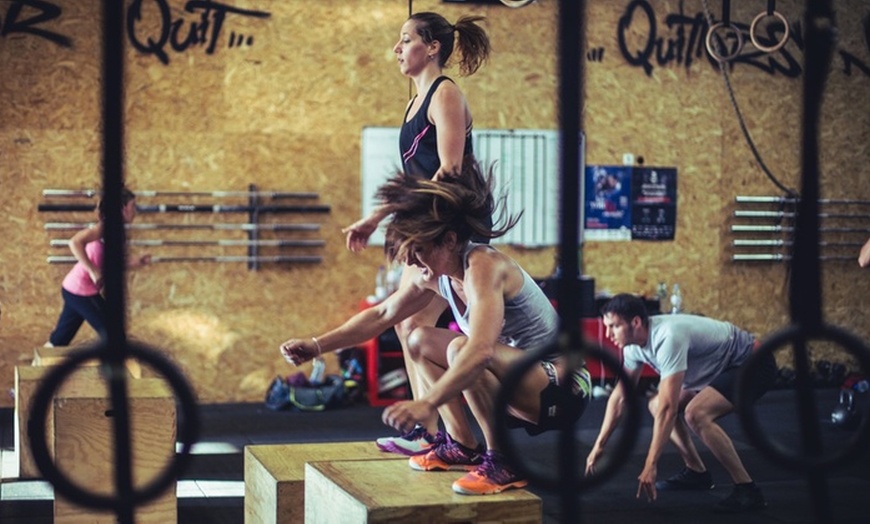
[437,243,559,350]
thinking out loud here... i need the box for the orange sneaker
[452,450,528,495]
[408,434,483,472]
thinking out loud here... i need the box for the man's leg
[649,391,707,472]
[684,387,752,483]
[651,390,715,491]
[684,385,767,512]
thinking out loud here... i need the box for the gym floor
[1,387,868,523]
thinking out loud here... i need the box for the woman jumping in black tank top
[340,12,491,460]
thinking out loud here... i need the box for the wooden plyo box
[304,459,542,523]
[52,377,177,524]
[32,346,99,367]
[33,345,143,378]
[14,365,108,479]
[244,442,406,524]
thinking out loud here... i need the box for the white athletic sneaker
[376,425,442,456]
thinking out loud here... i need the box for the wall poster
[584,165,677,241]
[584,165,632,241]
[631,166,677,240]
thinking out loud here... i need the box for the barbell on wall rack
[733,239,863,247]
[44,222,321,232]
[46,255,323,264]
[732,253,855,262]
[49,239,326,248]
[43,189,319,199]
[734,210,866,219]
[736,196,870,205]
[38,203,330,214]
[731,225,870,233]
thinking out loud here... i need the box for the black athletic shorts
[708,347,778,404]
[506,362,592,436]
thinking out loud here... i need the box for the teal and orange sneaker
[452,450,528,495]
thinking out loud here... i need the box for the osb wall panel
[0,0,560,405]
[584,0,870,372]
[1,0,868,407]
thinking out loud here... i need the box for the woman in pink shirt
[46,187,150,346]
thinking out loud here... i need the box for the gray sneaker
[655,467,714,491]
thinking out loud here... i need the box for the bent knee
[404,326,439,361]
[445,336,469,366]
[647,395,659,415]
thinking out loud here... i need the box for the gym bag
[265,374,347,412]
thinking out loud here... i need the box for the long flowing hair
[378,159,521,263]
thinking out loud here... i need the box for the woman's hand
[279,338,318,366]
[382,399,437,433]
[342,213,381,252]
[130,254,152,269]
[87,267,104,289]
[585,444,605,476]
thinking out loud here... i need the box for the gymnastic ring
[27,340,200,511]
[735,323,870,473]
[750,10,790,53]
[499,0,536,7]
[493,335,642,492]
[705,22,745,63]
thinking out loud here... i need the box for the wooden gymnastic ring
[750,10,790,53]
[705,22,745,63]
[499,0,536,7]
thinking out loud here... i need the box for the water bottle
[375,265,387,301]
[670,284,683,314]
[385,264,401,295]
[309,357,326,385]
[656,282,668,313]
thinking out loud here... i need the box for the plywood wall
[1,0,868,405]
[582,0,870,373]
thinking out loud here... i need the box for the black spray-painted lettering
[0,0,70,47]
[614,0,868,78]
[127,0,270,65]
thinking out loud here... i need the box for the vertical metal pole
[101,0,135,522]
[790,2,837,520]
[557,0,585,520]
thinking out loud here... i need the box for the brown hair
[408,12,491,76]
[96,186,135,221]
[378,159,520,263]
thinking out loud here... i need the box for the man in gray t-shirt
[585,294,776,513]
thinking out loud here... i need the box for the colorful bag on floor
[265,374,347,412]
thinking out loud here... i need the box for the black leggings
[48,288,107,346]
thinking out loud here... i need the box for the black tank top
[399,76,473,178]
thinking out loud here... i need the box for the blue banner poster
[631,167,677,240]
[584,165,632,241]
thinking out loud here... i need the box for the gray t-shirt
[437,243,558,350]
[622,314,755,391]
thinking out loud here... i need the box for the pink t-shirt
[61,240,104,296]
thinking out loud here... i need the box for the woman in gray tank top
[279,160,590,495]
